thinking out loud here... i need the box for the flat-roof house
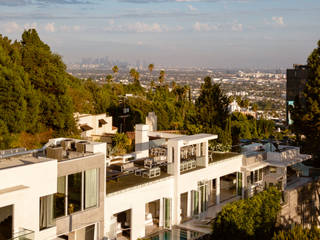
[74,113,117,141]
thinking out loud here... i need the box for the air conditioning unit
[46,147,63,161]
[76,141,87,153]
[61,139,75,151]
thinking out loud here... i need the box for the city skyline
[0,0,319,68]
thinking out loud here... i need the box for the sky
[0,0,319,69]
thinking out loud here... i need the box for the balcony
[11,228,34,240]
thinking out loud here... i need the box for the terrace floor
[106,171,172,195]
[209,152,242,164]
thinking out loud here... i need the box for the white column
[203,141,208,167]
[196,144,201,157]
[135,124,149,159]
[216,177,220,205]
[131,204,145,240]
[159,198,164,227]
[187,191,191,218]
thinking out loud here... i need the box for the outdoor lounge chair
[142,167,161,178]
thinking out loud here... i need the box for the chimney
[135,124,149,159]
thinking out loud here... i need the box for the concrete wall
[56,153,105,239]
[0,160,57,240]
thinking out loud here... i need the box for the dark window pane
[68,172,82,214]
[55,176,66,218]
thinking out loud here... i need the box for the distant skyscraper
[286,64,309,125]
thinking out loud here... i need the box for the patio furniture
[135,168,147,176]
[145,213,153,225]
[180,160,196,172]
[122,162,138,173]
[142,167,161,178]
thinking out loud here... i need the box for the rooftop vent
[76,141,88,153]
[46,147,63,161]
[61,139,75,151]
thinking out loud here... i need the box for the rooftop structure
[74,112,117,141]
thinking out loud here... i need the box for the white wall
[0,160,57,240]
[105,177,174,240]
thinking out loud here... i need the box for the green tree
[159,70,165,85]
[273,225,320,240]
[106,74,113,83]
[212,187,281,240]
[112,65,119,81]
[292,40,320,163]
[148,63,154,82]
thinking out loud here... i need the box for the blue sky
[0,0,319,68]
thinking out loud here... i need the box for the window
[68,172,82,214]
[85,169,98,209]
[163,198,172,229]
[54,176,66,218]
[191,190,199,215]
[40,195,55,230]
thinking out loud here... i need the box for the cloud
[193,21,219,32]
[104,21,169,33]
[24,22,37,30]
[44,22,55,32]
[272,16,284,26]
[0,0,92,6]
[118,0,245,2]
[187,4,197,11]
[231,22,242,31]
[2,22,20,33]
[60,25,81,32]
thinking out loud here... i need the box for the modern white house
[0,126,313,240]
[0,139,107,240]
[105,125,244,240]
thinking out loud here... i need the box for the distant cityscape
[68,57,287,122]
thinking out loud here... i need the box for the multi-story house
[0,139,106,240]
[0,125,314,240]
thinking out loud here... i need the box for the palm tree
[148,63,154,73]
[112,65,119,81]
[148,63,154,82]
[129,68,136,82]
[134,71,140,84]
[159,70,165,85]
[106,74,113,83]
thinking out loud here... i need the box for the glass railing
[10,228,34,240]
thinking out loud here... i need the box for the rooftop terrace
[209,152,242,164]
[106,170,172,195]
[0,153,52,170]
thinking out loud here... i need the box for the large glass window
[55,176,66,218]
[191,190,199,215]
[40,195,55,230]
[68,172,82,214]
[0,205,13,238]
[85,169,98,209]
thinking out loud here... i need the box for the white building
[74,113,117,140]
[0,128,312,240]
[105,125,244,240]
[0,139,107,240]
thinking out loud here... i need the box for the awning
[99,119,107,125]
[80,124,93,131]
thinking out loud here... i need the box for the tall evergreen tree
[292,40,320,163]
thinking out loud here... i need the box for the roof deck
[0,153,52,170]
[209,152,242,164]
[106,170,172,195]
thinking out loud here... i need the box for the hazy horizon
[0,0,319,69]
